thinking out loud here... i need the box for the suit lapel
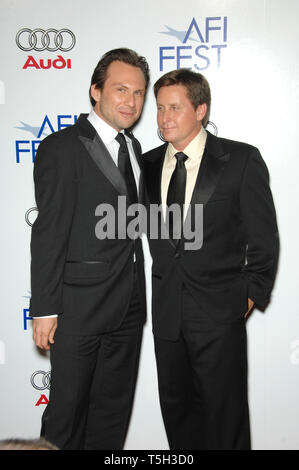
[146,134,230,249]
[145,144,167,207]
[189,131,230,206]
[144,144,176,248]
[149,133,229,208]
[76,114,127,196]
[180,131,230,248]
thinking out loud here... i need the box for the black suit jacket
[30,114,146,335]
[143,131,279,340]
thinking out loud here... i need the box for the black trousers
[154,286,250,450]
[41,268,143,450]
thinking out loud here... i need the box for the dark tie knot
[116,133,129,159]
[115,132,126,147]
[175,152,188,166]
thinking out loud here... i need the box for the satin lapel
[77,117,127,196]
[189,132,230,206]
[180,132,230,248]
[145,145,166,207]
[143,144,176,248]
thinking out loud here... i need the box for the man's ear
[196,103,207,122]
[90,84,101,103]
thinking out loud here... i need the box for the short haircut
[154,69,211,128]
[89,48,150,106]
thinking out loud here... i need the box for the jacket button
[174,252,180,258]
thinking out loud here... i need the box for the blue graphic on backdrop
[15,114,78,163]
[23,291,32,330]
[23,308,32,330]
[159,17,228,71]
[15,121,48,137]
[159,25,201,43]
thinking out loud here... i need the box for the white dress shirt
[161,126,207,219]
[87,109,141,190]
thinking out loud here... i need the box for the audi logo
[25,207,38,227]
[16,28,76,52]
[31,370,51,391]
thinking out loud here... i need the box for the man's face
[91,60,146,131]
[157,84,207,151]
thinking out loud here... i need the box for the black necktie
[115,133,138,204]
[167,152,188,241]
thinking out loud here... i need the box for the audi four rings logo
[25,207,38,227]
[16,28,76,51]
[206,121,218,136]
[31,371,51,391]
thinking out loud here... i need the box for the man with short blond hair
[143,68,279,450]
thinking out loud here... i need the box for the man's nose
[161,109,172,123]
[124,92,136,107]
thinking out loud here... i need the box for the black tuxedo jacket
[30,114,146,335]
[143,131,279,340]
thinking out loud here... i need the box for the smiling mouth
[120,109,135,116]
[120,113,135,121]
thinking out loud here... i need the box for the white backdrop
[0,0,298,450]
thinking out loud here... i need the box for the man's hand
[33,317,58,350]
[245,298,255,319]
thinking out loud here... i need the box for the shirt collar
[87,109,124,146]
[167,126,207,162]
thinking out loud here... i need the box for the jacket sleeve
[240,147,279,308]
[29,134,77,316]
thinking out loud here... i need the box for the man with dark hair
[89,48,150,106]
[30,48,149,450]
[143,68,279,450]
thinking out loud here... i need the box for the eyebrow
[157,102,180,107]
[112,82,145,92]
[113,82,128,87]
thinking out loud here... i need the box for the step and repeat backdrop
[0,0,298,450]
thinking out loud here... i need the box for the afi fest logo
[16,28,76,70]
[159,16,228,72]
[14,114,78,163]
